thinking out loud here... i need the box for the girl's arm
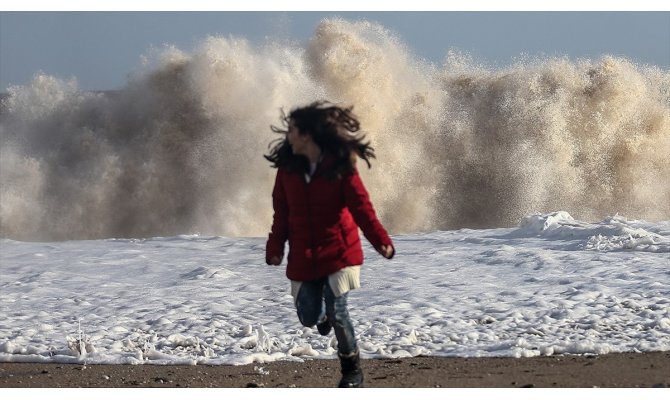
[343,170,395,259]
[266,171,289,265]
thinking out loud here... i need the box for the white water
[1,212,668,366]
[1,18,669,241]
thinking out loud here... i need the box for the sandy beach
[1,352,668,388]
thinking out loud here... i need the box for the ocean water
[0,18,668,242]
[0,212,668,365]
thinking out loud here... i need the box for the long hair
[264,101,375,177]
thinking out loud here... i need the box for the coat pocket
[338,223,350,246]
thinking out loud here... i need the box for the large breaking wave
[1,18,669,241]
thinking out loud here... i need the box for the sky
[1,4,669,91]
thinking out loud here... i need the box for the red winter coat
[266,155,394,281]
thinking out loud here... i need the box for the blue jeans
[295,278,358,355]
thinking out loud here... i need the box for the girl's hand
[269,256,282,265]
[379,245,394,259]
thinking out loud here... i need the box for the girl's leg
[323,283,357,355]
[295,278,326,327]
[324,283,363,387]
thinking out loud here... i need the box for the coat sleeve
[343,170,394,257]
[266,170,288,264]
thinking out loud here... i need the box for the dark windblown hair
[264,101,375,177]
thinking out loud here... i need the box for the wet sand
[1,352,669,388]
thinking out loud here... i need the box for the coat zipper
[305,175,317,272]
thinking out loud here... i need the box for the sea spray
[1,18,668,241]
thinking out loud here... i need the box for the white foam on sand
[0,212,668,366]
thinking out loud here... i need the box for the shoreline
[1,351,669,388]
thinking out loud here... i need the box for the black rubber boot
[317,316,332,336]
[338,351,364,388]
